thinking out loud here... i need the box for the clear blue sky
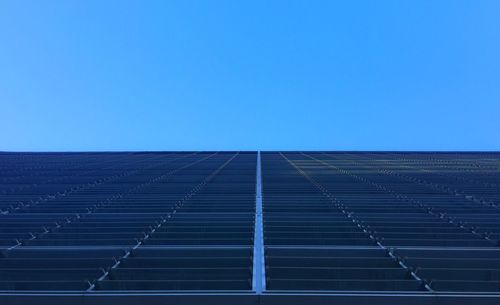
[1,0,499,151]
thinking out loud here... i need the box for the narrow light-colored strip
[252,151,266,293]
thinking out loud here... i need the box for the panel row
[0,247,252,291]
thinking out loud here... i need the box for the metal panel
[1,151,500,304]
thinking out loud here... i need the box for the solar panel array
[262,152,500,294]
[1,151,500,304]
[0,152,255,293]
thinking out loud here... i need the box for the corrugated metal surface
[1,151,500,304]
[262,152,500,293]
[0,152,255,292]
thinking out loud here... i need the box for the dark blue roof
[1,151,500,304]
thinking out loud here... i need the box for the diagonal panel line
[280,152,432,292]
[87,152,240,292]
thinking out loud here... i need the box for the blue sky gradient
[1,0,499,151]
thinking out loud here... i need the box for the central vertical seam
[253,151,266,293]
